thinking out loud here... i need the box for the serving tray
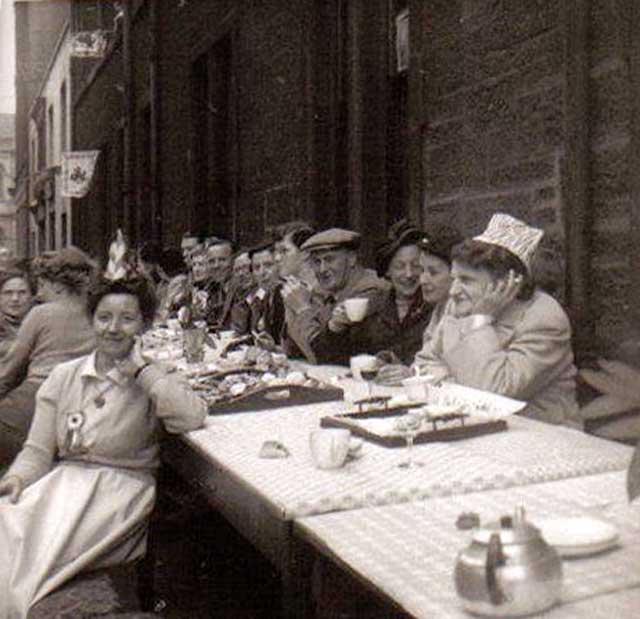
[320,407,507,447]
[206,383,344,414]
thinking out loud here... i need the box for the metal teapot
[454,507,562,617]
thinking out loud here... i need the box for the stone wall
[418,0,635,354]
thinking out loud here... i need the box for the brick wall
[418,0,635,354]
[158,0,314,249]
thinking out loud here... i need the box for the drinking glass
[360,365,378,399]
[394,411,424,468]
[183,326,206,365]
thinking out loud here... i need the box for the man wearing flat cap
[282,228,389,363]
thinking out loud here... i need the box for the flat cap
[300,228,361,252]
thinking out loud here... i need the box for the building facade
[11,0,639,358]
[0,114,17,256]
[14,0,71,258]
[27,23,73,255]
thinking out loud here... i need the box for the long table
[295,471,640,618]
[163,391,632,618]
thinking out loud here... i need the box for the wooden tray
[320,408,508,447]
[207,383,344,414]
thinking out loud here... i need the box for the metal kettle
[454,507,563,617]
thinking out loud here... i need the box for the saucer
[534,516,619,558]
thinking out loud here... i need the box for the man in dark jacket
[282,228,389,363]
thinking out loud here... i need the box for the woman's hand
[376,364,413,384]
[0,475,23,504]
[472,269,522,317]
[114,337,151,379]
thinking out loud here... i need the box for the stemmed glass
[394,411,424,469]
[360,363,378,399]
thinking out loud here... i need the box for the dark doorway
[386,1,409,227]
[192,36,232,239]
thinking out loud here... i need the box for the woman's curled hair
[451,240,535,300]
[87,276,158,326]
[32,247,97,294]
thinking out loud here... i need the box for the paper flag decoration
[71,30,108,58]
[61,151,100,198]
[104,229,129,281]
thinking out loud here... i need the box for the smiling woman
[0,265,206,617]
[413,214,578,425]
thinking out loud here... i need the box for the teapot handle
[486,532,507,605]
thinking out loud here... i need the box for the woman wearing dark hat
[0,248,98,467]
[418,222,464,329]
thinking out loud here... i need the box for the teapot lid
[472,506,542,545]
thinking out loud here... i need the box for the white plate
[433,384,527,418]
[534,516,619,558]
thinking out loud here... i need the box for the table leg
[281,531,314,619]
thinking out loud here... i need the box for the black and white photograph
[0,1,639,618]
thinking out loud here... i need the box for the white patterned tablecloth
[296,471,640,619]
[183,401,632,519]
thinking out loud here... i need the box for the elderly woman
[0,264,35,359]
[0,248,98,467]
[0,269,206,617]
[416,214,577,424]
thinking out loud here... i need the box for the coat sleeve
[5,367,61,487]
[137,365,207,433]
[412,316,453,383]
[442,299,574,400]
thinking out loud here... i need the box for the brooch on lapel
[65,411,87,454]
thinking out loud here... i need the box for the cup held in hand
[344,297,369,322]
[310,428,351,469]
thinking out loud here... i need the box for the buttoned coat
[414,289,578,424]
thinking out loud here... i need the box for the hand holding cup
[343,297,369,322]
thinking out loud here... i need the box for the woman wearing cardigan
[0,248,97,467]
[0,266,206,618]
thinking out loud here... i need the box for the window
[60,82,67,153]
[49,210,56,250]
[47,105,55,165]
[37,123,46,171]
[61,211,68,247]
[191,35,232,238]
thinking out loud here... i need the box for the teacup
[344,297,369,322]
[402,374,436,401]
[350,354,379,381]
[309,428,352,469]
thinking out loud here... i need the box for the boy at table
[379,214,578,425]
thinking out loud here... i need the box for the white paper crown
[473,214,544,271]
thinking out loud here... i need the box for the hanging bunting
[61,151,100,198]
[71,30,108,58]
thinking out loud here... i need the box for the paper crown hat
[473,214,544,271]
